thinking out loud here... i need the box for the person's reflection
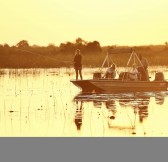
[118,95,150,123]
[74,101,83,130]
[105,99,117,120]
[137,96,150,123]
[155,93,165,105]
[93,100,102,108]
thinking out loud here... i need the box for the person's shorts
[74,66,82,70]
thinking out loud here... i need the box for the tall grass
[0,47,168,68]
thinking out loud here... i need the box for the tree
[3,43,10,48]
[59,41,75,53]
[47,43,55,48]
[16,40,29,48]
[75,37,87,45]
[164,42,168,50]
[74,38,86,51]
[86,41,102,53]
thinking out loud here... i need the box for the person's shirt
[74,54,82,67]
[141,57,148,70]
[104,67,116,79]
[129,68,139,80]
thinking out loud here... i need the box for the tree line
[0,38,168,68]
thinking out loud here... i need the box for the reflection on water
[155,93,165,105]
[118,93,150,123]
[105,99,116,120]
[0,68,168,137]
[74,91,168,136]
[74,101,83,130]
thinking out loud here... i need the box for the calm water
[0,67,168,137]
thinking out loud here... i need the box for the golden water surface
[0,67,168,137]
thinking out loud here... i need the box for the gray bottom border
[0,138,168,162]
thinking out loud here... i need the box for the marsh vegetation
[1,39,168,68]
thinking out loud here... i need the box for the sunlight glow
[1,0,168,46]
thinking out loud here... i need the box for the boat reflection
[73,91,168,134]
[119,94,150,123]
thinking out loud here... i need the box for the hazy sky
[0,0,168,46]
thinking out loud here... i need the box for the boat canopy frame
[99,50,149,80]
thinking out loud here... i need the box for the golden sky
[0,0,168,46]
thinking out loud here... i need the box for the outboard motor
[93,72,101,79]
[155,72,165,81]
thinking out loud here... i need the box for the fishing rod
[16,48,72,63]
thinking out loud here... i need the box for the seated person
[103,64,116,79]
[129,64,139,80]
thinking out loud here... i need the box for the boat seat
[119,72,129,80]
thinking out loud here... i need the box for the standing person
[74,49,83,80]
[137,54,149,81]
[138,54,149,70]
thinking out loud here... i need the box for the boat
[71,50,168,93]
